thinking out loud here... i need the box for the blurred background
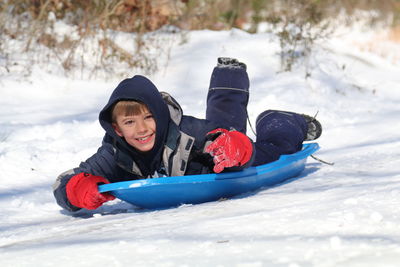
[1,0,399,79]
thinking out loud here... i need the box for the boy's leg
[206,58,249,133]
[252,110,309,166]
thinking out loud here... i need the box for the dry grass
[355,26,400,65]
[388,25,400,43]
[1,0,400,77]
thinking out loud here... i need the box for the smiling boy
[53,58,321,212]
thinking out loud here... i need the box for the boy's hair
[111,100,149,123]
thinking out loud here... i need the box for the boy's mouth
[135,133,154,144]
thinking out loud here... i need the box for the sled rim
[99,142,319,193]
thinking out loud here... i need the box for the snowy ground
[1,25,400,267]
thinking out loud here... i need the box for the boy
[53,58,321,212]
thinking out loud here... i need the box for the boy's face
[112,107,156,152]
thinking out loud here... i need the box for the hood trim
[160,91,182,126]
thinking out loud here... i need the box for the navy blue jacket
[53,75,254,211]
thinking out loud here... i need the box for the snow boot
[217,57,247,70]
[302,114,322,141]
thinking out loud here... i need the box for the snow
[1,24,400,266]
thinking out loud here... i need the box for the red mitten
[66,173,115,210]
[205,128,253,173]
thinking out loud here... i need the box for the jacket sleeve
[181,115,256,174]
[52,141,117,212]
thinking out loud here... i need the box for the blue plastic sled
[99,143,319,209]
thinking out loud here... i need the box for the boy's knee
[255,110,307,142]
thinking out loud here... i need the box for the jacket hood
[99,75,171,176]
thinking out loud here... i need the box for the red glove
[66,173,115,210]
[205,128,253,173]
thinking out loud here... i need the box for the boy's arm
[52,142,117,212]
[180,115,255,173]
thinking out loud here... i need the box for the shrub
[1,0,399,78]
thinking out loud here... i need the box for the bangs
[111,100,149,122]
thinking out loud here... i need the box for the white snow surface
[1,26,400,267]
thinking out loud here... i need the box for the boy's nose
[136,119,148,133]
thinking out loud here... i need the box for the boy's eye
[144,114,154,120]
[124,120,134,125]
